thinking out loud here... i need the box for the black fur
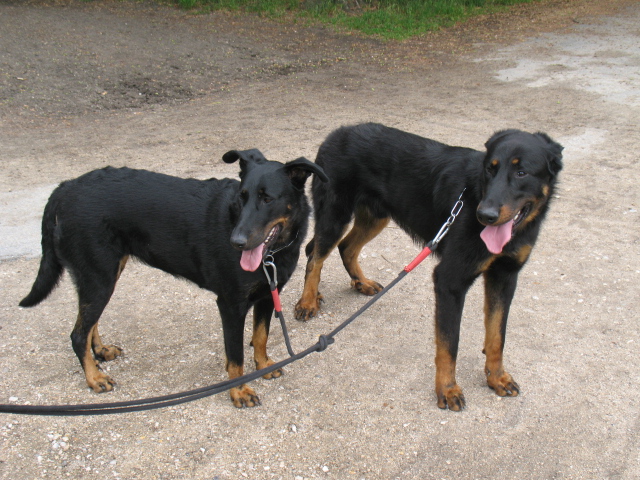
[295,122,563,410]
[20,150,327,407]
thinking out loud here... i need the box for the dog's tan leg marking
[295,227,349,321]
[91,256,128,362]
[294,248,328,320]
[482,262,523,398]
[252,315,282,379]
[227,362,260,408]
[91,323,123,362]
[434,336,465,411]
[338,210,389,296]
[76,318,116,393]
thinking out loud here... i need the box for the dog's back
[310,123,484,243]
[23,167,236,304]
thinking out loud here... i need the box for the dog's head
[223,149,328,272]
[477,130,563,254]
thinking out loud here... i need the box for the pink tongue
[480,220,514,254]
[240,243,266,272]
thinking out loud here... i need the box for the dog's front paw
[230,385,261,408]
[351,278,384,296]
[87,371,116,393]
[255,358,283,379]
[436,384,466,411]
[486,370,520,397]
[294,292,323,321]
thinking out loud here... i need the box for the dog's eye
[263,196,272,204]
[515,170,528,178]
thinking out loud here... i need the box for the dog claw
[294,292,323,321]
[486,370,520,397]
[94,344,124,362]
[437,385,466,411]
[88,372,116,393]
[230,385,261,408]
[255,359,283,379]
[351,279,384,296]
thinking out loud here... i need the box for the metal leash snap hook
[262,254,277,289]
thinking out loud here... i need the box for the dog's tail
[19,198,64,308]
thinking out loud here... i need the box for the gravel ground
[0,1,638,479]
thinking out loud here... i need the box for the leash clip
[262,254,278,289]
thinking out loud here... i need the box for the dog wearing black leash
[19,150,327,408]
[294,123,563,411]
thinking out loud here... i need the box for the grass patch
[174,0,537,40]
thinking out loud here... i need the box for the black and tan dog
[20,150,327,407]
[294,123,563,411]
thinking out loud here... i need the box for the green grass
[174,0,536,40]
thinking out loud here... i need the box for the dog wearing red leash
[20,150,327,407]
[295,123,563,410]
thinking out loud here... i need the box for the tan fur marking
[80,321,116,392]
[267,216,289,231]
[483,276,520,397]
[511,158,520,165]
[476,255,497,275]
[339,213,389,295]
[294,248,328,319]
[496,205,517,224]
[434,337,464,411]
[515,244,532,264]
[252,317,282,379]
[91,324,123,362]
[227,362,260,408]
[483,299,505,377]
[295,229,348,319]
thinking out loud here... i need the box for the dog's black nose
[477,207,499,225]
[230,234,247,250]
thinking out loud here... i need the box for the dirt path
[1,1,638,479]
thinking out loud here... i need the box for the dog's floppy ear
[534,132,564,176]
[283,157,329,189]
[484,129,520,152]
[222,149,268,177]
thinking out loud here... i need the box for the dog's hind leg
[338,206,389,296]
[251,297,282,379]
[69,256,127,393]
[71,292,117,393]
[91,256,128,362]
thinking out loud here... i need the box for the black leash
[0,190,465,416]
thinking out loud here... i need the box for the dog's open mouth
[480,204,531,254]
[239,224,282,272]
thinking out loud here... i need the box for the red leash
[265,188,466,356]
